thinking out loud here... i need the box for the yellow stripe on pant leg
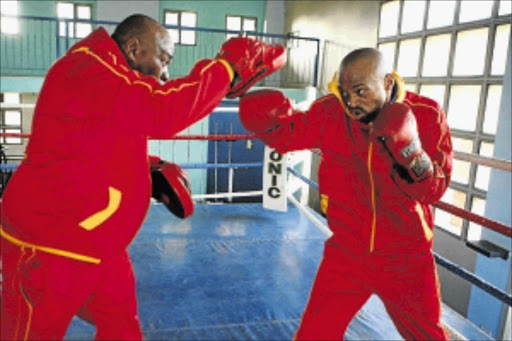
[415,202,433,242]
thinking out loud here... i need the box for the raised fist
[239,89,293,133]
[239,89,294,151]
[371,102,433,183]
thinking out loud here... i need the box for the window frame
[163,10,197,46]
[225,14,258,39]
[377,0,511,241]
[0,0,19,35]
[1,108,23,145]
[56,1,93,38]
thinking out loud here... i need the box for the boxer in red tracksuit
[240,48,453,340]
[0,14,285,340]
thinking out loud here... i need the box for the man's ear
[123,37,140,64]
[384,73,395,91]
[384,73,395,98]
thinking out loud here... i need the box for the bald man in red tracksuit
[0,14,285,340]
[239,48,453,340]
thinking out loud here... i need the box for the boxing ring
[62,203,492,341]
[1,117,510,341]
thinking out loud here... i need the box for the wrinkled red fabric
[1,27,230,260]
[0,27,231,340]
[261,91,452,340]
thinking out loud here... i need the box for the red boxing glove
[239,89,293,133]
[217,37,287,98]
[371,103,433,183]
[239,90,294,151]
[149,156,194,218]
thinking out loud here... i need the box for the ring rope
[0,162,264,172]
[433,253,512,306]
[433,201,512,238]
[286,167,512,307]
[287,166,511,238]
[454,151,511,173]
[0,164,18,172]
[181,162,262,169]
[1,132,510,237]
[1,159,510,237]
[0,155,510,306]
[160,133,257,141]
[191,191,262,200]
[2,132,512,172]
[0,132,256,141]
[287,167,319,190]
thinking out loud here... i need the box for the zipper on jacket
[367,140,377,252]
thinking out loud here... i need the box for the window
[1,93,22,145]
[467,197,487,240]
[403,83,416,93]
[0,0,19,34]
[459,0,493,23]
[378,42,396,70]
[377,0,511,239]
[451,137,473,185]
[57,2,92,38]
[492,24,511,75]
[397,38,421,77]
[447,85,481,131]
[453,28,489,76]
[401,0,426,33]
[379,0,399,38]
[164,10,197,45]
[422,34,451,77]
[434,188,467,236]
[419,84,446,106]
[483,85,502,135]
[499,0,512,16]
[427,0,456,29]
[475,142,494,191]
[226,15,257,39]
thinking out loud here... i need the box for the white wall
[284,0,380,92]
[264,0,285,35]
[467,36,512,339]
[96,0,160,28]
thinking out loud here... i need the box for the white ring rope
[287,194,333,237]
[192,191,263,200]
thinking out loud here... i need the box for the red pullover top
[270,75,453,255]
[1,28,232,263]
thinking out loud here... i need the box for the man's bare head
[338,48,395,123]
[112,14,174,82]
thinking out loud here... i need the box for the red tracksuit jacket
[273,78,453,254]
[0,28,232,263]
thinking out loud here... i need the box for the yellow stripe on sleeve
[216,58,235,82]
[72,47,200,96]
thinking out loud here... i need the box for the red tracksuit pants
[295,238,449,340]
[0,237,143,340]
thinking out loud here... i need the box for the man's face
[338,59,392,124]
[129,26,174,83]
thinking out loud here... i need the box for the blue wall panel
[467,39,512,339]
[207,106,264,202]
